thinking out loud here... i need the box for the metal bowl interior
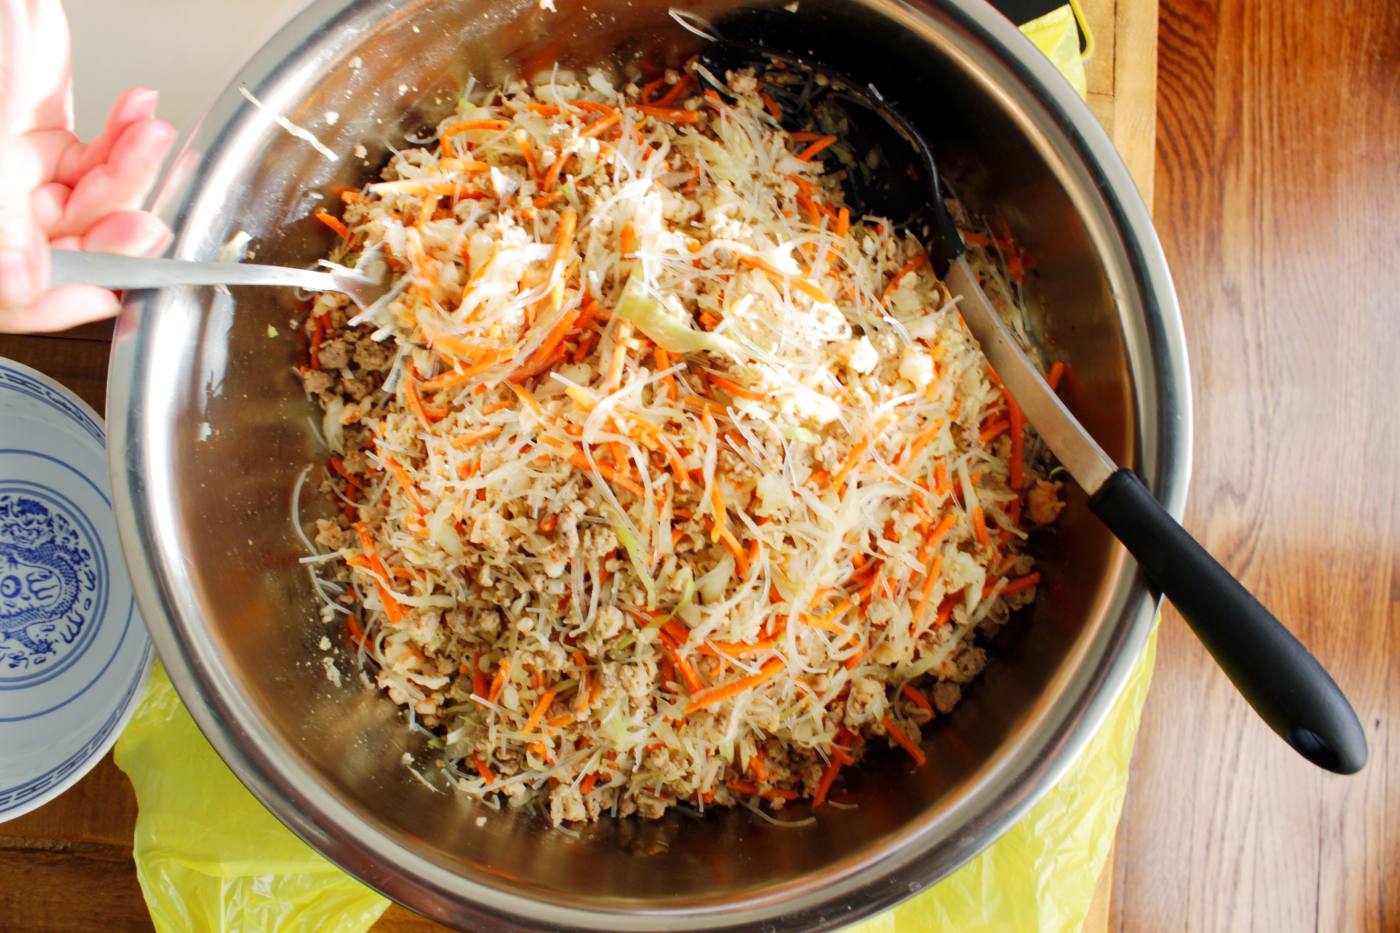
[108,0,1189,929]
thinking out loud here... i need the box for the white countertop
[66,0,304,138]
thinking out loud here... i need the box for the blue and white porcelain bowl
[0,358,151,823]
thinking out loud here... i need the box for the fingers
[47,116,175,238]
[81,210,170,257]
[31,179,69,230]
[0,283,119,334]
[0,137,44,305]
[3,209,165,328]
[0,244,41,310]
[0,0,76,136]
[53,87,159,186]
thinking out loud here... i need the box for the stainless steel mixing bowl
[108,0,1191,928]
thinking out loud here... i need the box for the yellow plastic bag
[112,664,390,932]
[1019,4,1089,98]
[114,637,1154,933]
[113,12,1142,929]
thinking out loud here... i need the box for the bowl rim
[108,0,1192,928]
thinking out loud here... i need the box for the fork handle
[49,250,335,293]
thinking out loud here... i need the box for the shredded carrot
[736,253,834,305]
[527,102,561,116]
[902,684,934,715]
[653,346,678,400]
[352,522,405,624]
[897,421,943,470]
[635,105,701,124]
[658,630,704,692]
[384,456,426,516]
[442,118,511,136]
[881,254,929,299]
[832,436,872,489]
[511,304,583,382]
[795,190,825,226]
[450,425,501,447]
[702,634,781,658]
[685,658,785,713]
[709,482,727,542]
[979,419,1010,443]
[934,460,951,497]
[542,440,646,496]
[925,513,957,553]
[314,209,350,241]
[999,572,1042,596]
[759,90,783,119]
[581,112,621,138]
[345,616,370,652]
[717,526,750,578]
[515,131,540,179]
[655,75,693,107]
[620,222,638,256]
[548,208,578,273]
[479,399,511,416]
[803,599,853,634]
[702,369,764,401]
[486,658,511,704]
[640,76,668,103]
[749,748,767,782]
[795,134,837,161]
[1046,361,1067,392]
[402,373,446,427]
[659,439,690,488]
[507,382,545,418]
[910,552,945,625]
[813,751,845,806]
[471,753,494,784]
[580,772,598,795]
[541,150,572,191]
[521,689,557,734]
[843,643,866,670]
[971,505,991,546]
[882,715,927,766]
[727,780,798,801]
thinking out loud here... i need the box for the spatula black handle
[1089,468,1367,773]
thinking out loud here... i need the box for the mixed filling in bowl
[295,62,1063,826]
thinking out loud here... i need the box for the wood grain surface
[1111,0,1400,930]
[2,0,1396,929]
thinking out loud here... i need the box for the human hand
[1,0,176,332]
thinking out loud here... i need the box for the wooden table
[4,0,1396,929]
